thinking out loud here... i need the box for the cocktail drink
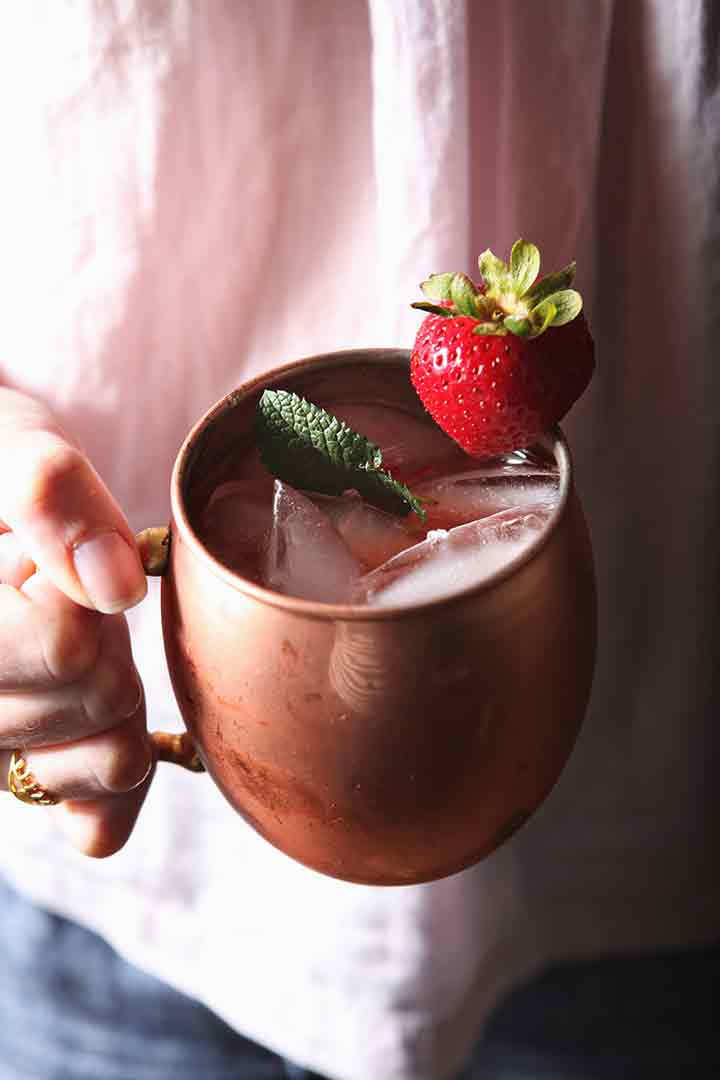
[149,242,596,882]
[159,349,595,885]
[200,366,563,611]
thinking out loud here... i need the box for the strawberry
[410,240,594,458]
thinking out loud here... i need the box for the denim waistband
[1,874,718,1080]
[0,875,325,1080]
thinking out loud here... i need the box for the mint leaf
[256,390,426,521]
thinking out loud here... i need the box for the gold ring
[7,751,59,807]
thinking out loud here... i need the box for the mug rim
[170,348,573,622]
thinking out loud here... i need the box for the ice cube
[415,460,560,530]
[265,481,362,603]
[311,492,421,568]
[199,481,273,574]
[323,402,464,483]
[353,507,552,608]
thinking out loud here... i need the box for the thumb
[0,389,147,613]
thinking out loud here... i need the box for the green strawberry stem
[411,239,582,339]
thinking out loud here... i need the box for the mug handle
[135,527,205,774]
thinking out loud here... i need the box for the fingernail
[73,531,147,613]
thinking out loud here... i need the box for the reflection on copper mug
[143,349,596,885]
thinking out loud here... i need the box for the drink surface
[197,368,561,608]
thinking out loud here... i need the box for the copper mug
[142,349,596,885]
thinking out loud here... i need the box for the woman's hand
[0,388,152,856]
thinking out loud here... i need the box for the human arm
[0,388,153,856]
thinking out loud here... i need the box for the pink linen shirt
[0,3,717,1078]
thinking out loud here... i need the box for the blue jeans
[0,877,716,1079]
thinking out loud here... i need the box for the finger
[0,612,142,748]
[0,575,102,691]
[0,389,146,613]
[0,532,36,587]
[54,770,154,858]
[0,715,153,802]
